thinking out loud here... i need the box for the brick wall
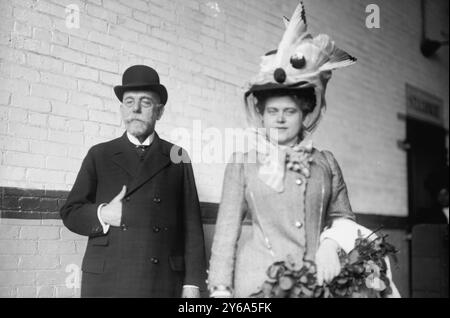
[0,0,448,297]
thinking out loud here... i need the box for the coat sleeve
[60,147,104,237]
[207,153,247,293]
[322,151,356,222]
[181,157,208,290]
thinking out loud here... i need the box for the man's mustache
[125,118,147,124]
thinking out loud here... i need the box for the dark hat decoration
[114,65,168,105]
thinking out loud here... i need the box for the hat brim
[114,84,168,105]
[245,81,311,98]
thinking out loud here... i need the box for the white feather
[275,2,308,66]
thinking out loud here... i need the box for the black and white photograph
[0,0,448,301]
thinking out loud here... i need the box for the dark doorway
[407,118,448,226]
[407,117,448,298]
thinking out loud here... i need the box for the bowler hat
[114,65,168,105]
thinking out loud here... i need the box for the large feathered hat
[245,1,357,134]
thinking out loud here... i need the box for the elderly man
[61,65,206,298]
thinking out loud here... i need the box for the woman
[208,2,399,298]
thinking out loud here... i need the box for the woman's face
[261,95,304,146]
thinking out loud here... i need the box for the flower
[365,261,386,291]
[251,229,397,298]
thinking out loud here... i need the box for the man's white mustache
[126,118,147,123]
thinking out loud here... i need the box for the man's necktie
[136,145,149,160]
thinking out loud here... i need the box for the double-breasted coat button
[295,221,303,229]
[295,179,302,186]
[164,227,169,231]
[153,197,161,204]
[121,224,128,231]
[153,226,161,233]
[125,197,131,202]
[150,257,159,265]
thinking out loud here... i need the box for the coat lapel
[111,133,138,177]
[126,133,171,196]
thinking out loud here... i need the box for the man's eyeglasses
[123,97,161,109]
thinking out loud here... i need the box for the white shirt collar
[126,132,155,147]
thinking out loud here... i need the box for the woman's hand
[315,239,341,286]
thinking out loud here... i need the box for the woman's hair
[253,87,316,115]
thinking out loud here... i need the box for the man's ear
[156,105,165,120]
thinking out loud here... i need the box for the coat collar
[110,132,171,196]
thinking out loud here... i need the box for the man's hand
[100,186,127,227]
[181,286,201,298]
[315,238,341,286]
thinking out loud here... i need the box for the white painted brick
[30,140,67,157]
[99,124,116,138]
[4,151,45,168]
[83,13,109,33]
[13,7,52,29]
[68,145,88,160]
[0,136,28,152]
[38,241,76,255]
[0,241,37,255]
[51,102,88,120]
[34,0,64,17]
[88,110,120,126]
[78,79,113,98]
[40,72,78,90]
[20,226,61,240]
[0,271,35,287]
[0,106,8,121]
[8,107,28,123]
[26,52,63,73]
[103,0,132,16]
[31,84,67,102]
[133,10,161,27]
[1,77,30,95]
[118,0,148,11]
[0,90,11,105]
[46,156,81,172]
[0,225,21,239]
[48,130,84,146]
[64,63,99,82]
[117,16,147,33]
[65,172,77,185]
[48,115,67,131]
[20,256,59,270]
[8,122,47,140]
[67,119,83,132]
[87,31,119,48]
[16,286,37,298]
[28,112,48,127]
[13,21,32,37]
[69,36,100,56]
[0,166,26,181]
[52,30,69,46]
[27,168,66,183]
[36,270,70,286]
[3,63,40,83]
[11,94,52,113]
[86,4,118,24]
[0,256,19,270]
[99,71,121,86]
[51,45,86,65]
[37,286,56,298]
[33,27,52,42]
[85,55,118,73]
[108,24,139,42]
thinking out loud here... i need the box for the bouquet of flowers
[250,229,398,298]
